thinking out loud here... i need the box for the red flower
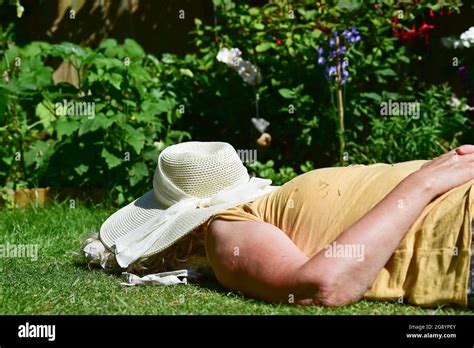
[406,24,418,43]
[276,37,283,46]
[418,21,435,34]
[418,21,435,45]
[429,9,435,18]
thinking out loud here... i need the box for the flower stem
[335,35,345,165]
[253,84,260,119]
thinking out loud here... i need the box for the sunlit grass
[0,203,472,315]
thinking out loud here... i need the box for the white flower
[448,95,462,108]
[216,47,242,67]
[448,95,474,111]
[217,47,261,85]
[443,27,474,49]
[236,59,261,85]
[460,27,474,42]
[458,26,474,48]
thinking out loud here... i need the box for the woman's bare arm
[206,219,311,303]
[206,145,474,306]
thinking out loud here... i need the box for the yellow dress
[205,160,474,307]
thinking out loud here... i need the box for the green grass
[0,202,472,315]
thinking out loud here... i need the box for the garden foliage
[0,0,471,203]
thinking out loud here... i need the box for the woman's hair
[82,223,213,278]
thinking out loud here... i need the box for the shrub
[186,0,469,172]
[0,38,192,203]
[1,0,471,204]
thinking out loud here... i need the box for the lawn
[0,202,472,315]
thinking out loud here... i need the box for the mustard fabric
[205,160,474,307]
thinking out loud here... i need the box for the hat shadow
[133,190,168,210]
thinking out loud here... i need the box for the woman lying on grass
[83,141,474,308]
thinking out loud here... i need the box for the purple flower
[319,28,360,84]
[342,66,349,77]
[342,29,352,40]
[348,35,362,43]
[351,26,360,36]
[327,65,337,76]
[342,27,363,43]
[328,46,346,59]
[349,27,362,43]
[340,69,349,84]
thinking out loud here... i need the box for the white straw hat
[99,141,279,268]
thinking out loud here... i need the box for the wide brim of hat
[99,189,269,260]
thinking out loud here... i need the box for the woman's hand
[415,144,474,198]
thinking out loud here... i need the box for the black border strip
[0,314,473,346]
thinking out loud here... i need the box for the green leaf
[141,98,176,115]
[129,64,151,82]
[74,164,89,175]
[129,162,149,186]
[93,57,124,70]
[121,124,146,154]
[161,54,175,64]
[361,92,382,102]
[109,73,123,90]
[376,68,397,76]
[55,117,80,138]
[278,88,294,99]
[249,7,260,15]
[398,55,410,64]
[124,38,145,58]
[337,0,361,10]
[35,100,56,129]
[255,42,272,52]
[24,140,54,168]
[262,4,278,14]
[179,68,194,78]
[23,41,52,57]
[78,113,111,136]
[101,148,122,169]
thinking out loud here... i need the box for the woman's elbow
[295,267,364,307]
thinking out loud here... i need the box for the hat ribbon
[114,177,277,267]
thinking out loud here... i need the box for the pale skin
[205,145,474,307]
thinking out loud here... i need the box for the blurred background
[1,0,473,206]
